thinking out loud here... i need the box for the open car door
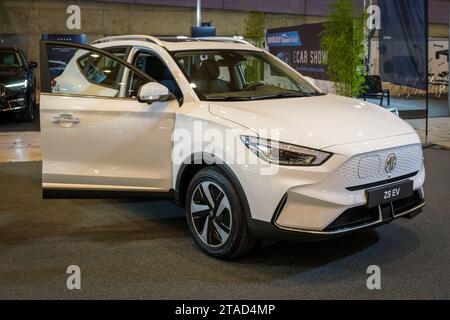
[39,41,178,196]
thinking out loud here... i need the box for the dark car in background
[0,46,38,121]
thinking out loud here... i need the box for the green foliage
[244,12,266,82]
[320,0,367,97]
[244,12,266,41]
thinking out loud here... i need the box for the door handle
[52,113,80,125]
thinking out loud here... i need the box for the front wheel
[185,167,256,259]
[20,92,36,122]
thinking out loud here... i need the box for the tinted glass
[0,50,22,68]
[77,52,122,88]
[132,50,182,99]
[42,45,146,98]
[173,50,320,101]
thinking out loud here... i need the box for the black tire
[20,92,35,122]
[185,167,256,259]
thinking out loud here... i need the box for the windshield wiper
[277,92,314,98]
[206,96,253,101]
[248,92,313,100]
[205,92,324,101]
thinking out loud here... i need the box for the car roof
[160,40,262,52]
[0,45,20,51]
[91,35,264,52]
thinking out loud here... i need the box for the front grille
[325,190,423,232]
[346,171,418,191]
[392,190,423,216]
[335,144,423,189]
[324,206,379,232]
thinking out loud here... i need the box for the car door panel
[39,41,176,192]
[41,94,176,191]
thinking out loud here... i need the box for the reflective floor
[0,132,41,163]
[0,148,449,299]
[406,117,450,148]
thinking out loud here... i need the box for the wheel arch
[174,152,252,221]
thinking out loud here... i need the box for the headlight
[240,136,332,166]
[5,80,28,89]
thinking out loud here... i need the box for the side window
[77,53,122,88]
[132,50,182,100]
[41,43,147,98]
[103,46,129,60]
[175,56,192,78]
[218,66,230,82]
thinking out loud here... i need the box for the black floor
[0,148,449,299]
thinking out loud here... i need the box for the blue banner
[266,31,302,47]
[266,23,328,80]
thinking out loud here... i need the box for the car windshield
[172,49,322,101]
[0,50,23,68]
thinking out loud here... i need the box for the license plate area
[366,180,414,208]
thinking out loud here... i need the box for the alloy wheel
[190,181,232,248]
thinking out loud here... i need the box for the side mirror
[303,76,316,86]
[137,82,173,104]
[28,61,38,69]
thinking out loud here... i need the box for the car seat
[144,55,181,99]
[192,59,230,94]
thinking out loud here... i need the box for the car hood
[0,67,26,83]
[209,94,416,150]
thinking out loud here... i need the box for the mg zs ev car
[0,46,38,121]
[39,36,425,259]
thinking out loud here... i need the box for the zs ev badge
[384,153,397,173]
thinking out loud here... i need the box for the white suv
[39,35,425,258]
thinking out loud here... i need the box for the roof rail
[191,37,254,46]
[157,35,195,42]
[91,35,165,46]
[90,35,255,47]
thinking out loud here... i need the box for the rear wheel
[185,167,256,259]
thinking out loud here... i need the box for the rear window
[77,54,120,87]
[76,47,129,88]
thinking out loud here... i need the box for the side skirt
[43,188,176,200]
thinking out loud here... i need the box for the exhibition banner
[266,23,328,80]
[379,0,427,89]
[40,34,87,82]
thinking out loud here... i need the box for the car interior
[191,59,231,94]
[134,51,183,101]
[0,51,22,68]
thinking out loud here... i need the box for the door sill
[43,188,175,200]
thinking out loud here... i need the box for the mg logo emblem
[0,84,5,97]
[384,153,397,173]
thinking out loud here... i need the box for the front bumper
[234,133,426,239]
[271,188,425,236]
[272,142,425,233]
[0,93,29,113]
[249,196,425,241]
